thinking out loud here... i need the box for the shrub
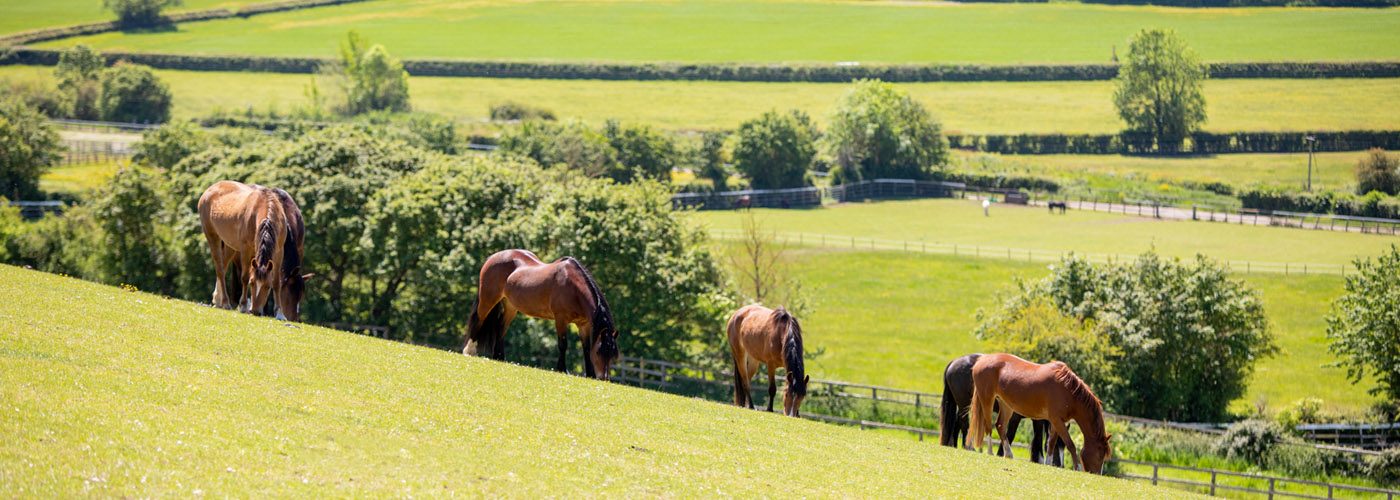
[0,99,62,200]
[826,79,948,183]
[499,120,614,178]
[103,0,183,27]
[98,62,172,124]
[1369,448,1400,486]
[1213,420,1283,466]
[1354,148,1399,196]
[732,110,818,190]
[55,45,104,120]
[603,120,680,183]
[1326,245,1400,402]
[690,131,730,192]
[327,31,410,115]
[489,101,556,121]
[133,121,211,169]
[1274,398,1328,432]
[94,167,177,294]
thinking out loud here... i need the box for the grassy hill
[30,0,1400,63]
[0,265,1196,498]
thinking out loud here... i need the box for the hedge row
[3,47,1397,82]
[0,0,370,46]
[948,130,1400,155]
[1239,187,1400,219]
[932,171,1061,193]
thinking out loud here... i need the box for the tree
[499,119,614,177]
[330,31,410,115]
[98,62,172,124]
[976,251,1276,421]
[94,167,176,293]
[103,0,183,27]
[133,121,210,169]
[1326,245,1400,402]
[1354,148,1399,196]
[1112,28,1208,153]
[0,99,61,200]
[732,110,817,190]
[55,44,104,120]
[692,130,730,192]
[825,79,948,183]
[603,120,679,183]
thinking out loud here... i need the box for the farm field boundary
[0,0,376,46]
[3,47,1398,82]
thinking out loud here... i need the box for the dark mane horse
[272,187,310,321]
[939,354,1063,466]
[727,305,808,417]
[199,181,288,315]
[463,249,619,380]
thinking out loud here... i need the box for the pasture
[4,65,1398,134]
[0,0,258,34]
[0,265,1195,498]
[31,0,1400,63]
[38,160,122,196]
[996,151,1382,193]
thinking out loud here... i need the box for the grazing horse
[733,195,753,211]
[198,181,289,317]
[463,249,619,380]
[271,188,311,322]
[969,353,1112,474]
[1048,201,1068,214]
[727,305,809,417]
[940,354,1064,466]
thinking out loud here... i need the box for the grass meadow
[31,0,1400,63]
[4,65,1398,134]
[39,161,123,196]
[0,265,1199,498]
[0,0,259,34]
[996,151,1381,194]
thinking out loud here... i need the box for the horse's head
[243,254,279,315]
[276,269,312,322]
[589,329,619,381]
[783,373,810,417]
[1082,433,1113,474]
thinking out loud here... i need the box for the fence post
[1328,485,1333,499]
[915,393,921,408]
[1210,471,1216,496]
[1268,478,1275,500]
[1152,464,1158,486]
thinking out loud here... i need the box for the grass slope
[5,65,1398,134]
[33,0,1400,63]
[0,265,1195,498]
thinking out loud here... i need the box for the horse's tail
[968,384,990,450]
[939,383,958,447]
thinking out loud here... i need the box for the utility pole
[1305,135,1317,191]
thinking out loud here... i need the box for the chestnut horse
[463,249,619,380]
[939,353,1064,466]
[271,187,310,322]
[968,353,1112,473]
[727,305,808,417]
[199,181,289,317]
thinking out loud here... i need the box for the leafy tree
[133,121,211,169]
[499,119,614,177]
[94,167,176,293]
[103,0,183,27]
[331,31,410,115]
[0,99,61,200]
[0,197,21,262]
[732,110,817,190]
[976,251,1276,421]
[98,62,172,124]
[1326,245,1400,402]
[1112,28,1208,153]
[1354,148,1399,196]
[825,80,948,183]
[603,120,679,183]
[55,44,104,120]
[692,130,730,192]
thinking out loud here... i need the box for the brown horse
[968,353,1112,474]
[198,181,289,316]
[463,249,619,380]
[940,353,1064,466]
[271,187,311,322]
[727,304,808,417]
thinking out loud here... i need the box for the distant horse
[727,304,808,417]
[463,249,619,380]
[969,354,1111,473]
[1048,201,1068,214]
[940,354,1063,466]
[199,181,290,317]
[271,187,312,322]
[733,195,752,211]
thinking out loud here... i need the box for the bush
[603,120,680,183]
[94,167,177,294]
[98,62,172,124]
[0,99,62,200]
[1213,420,1283,466]
[690,131,730,192]
[976,251,1276,421]
[1274,398,1328,432]
[489,101,556,121]
[1369,448,1400,486]
[732,110,818,190]
[55,45,104,120]
[133,121,212,169]
[327,31,410,115]
[499,120,614,177]
[1326,245,1400,402]
[1355,148,1399,196]
[103,0,183,27]
[826,79,948,183]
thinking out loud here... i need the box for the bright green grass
[772,248,1377,416]
[0,0,260,35]
[4,65,1397,134]
[996,150,1385,193]
[39,160,122,195]
[700,198,1398,266]
[33,0,1400,63]
[0,265,1197,498]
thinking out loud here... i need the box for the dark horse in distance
[463,249,619,380]
[941,353,1064,466]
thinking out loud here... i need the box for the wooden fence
[825,178,966,202]
[8,201,65,220]
[671,186,822,210]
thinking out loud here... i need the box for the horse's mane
[275,189,302,283]
[565,257,618,358]
[254,198,279,279]
[1053,363,1104,432]
[777,308,806,396]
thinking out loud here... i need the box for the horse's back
[729,304,785,363]
[200,181,267,242]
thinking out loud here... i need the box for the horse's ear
[803,375,810,384]
[1105,433,1113,442]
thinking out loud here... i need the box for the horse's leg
[554,316,570,374]
[580,325,596,379]
[765,364,778,412]
[1001,412,1023,459]
[994,405,1014,459]
[1030,419,1046,465]
[1048,418,1081,471]
[205,236,226,308]
[743,357,759,410]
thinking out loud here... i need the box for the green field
[32,0,1400,63]
[39,160,122,195]
[0,265,1195,498]
[999,151,1380,193]
[4,65,1398,134]
[0,0,259,34]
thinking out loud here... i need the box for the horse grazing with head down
[727,305,808,417]
[270,187,311,321]
[940,354,1064,465]
[463,249,619,380]
[199,181,292,318]
[969,353,1111,474]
